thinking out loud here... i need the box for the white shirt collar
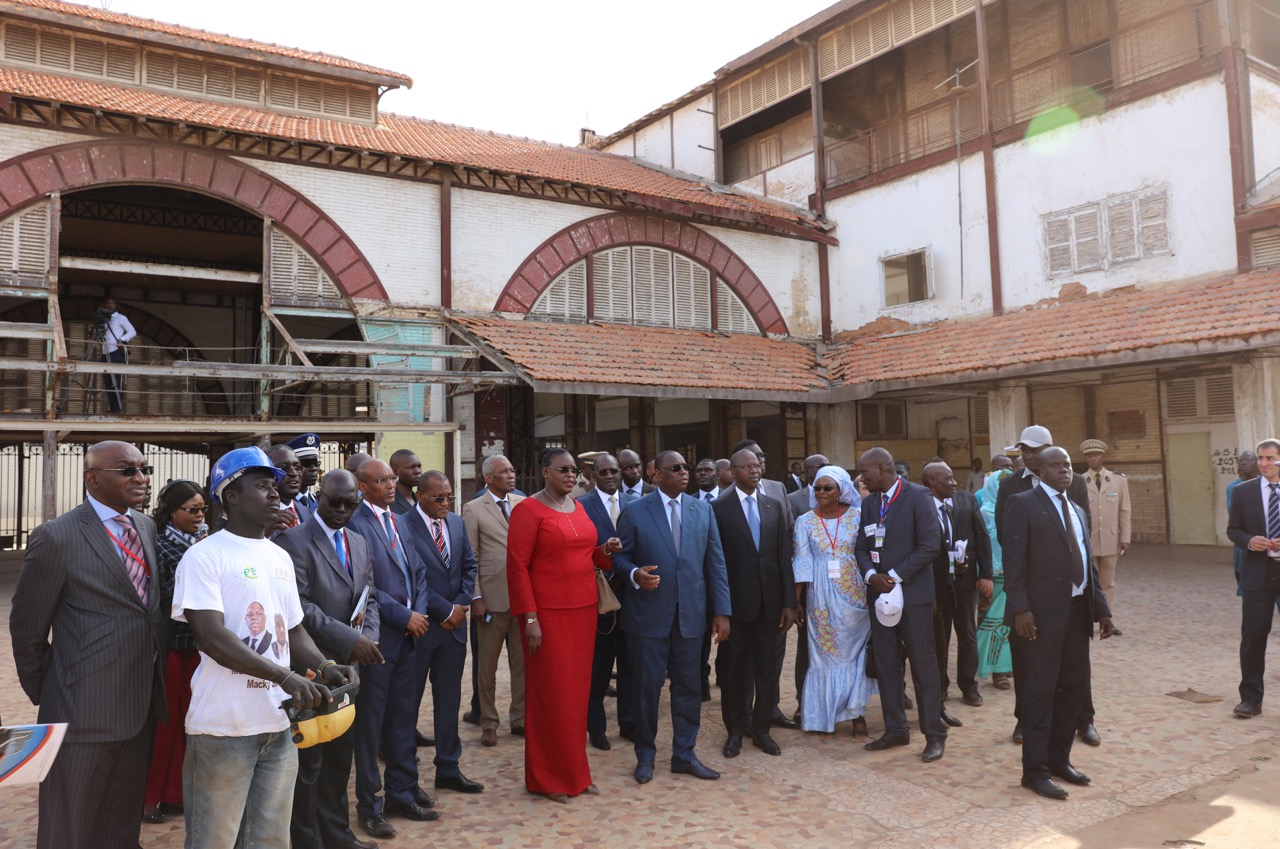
[882,479,901,502]
[932,495,953,509]
[314,514,342,537]
[365,500,391,520]
[86,493,128,522]
[595,487,620,510]
[735,485,758,505]
[489,490,511,506]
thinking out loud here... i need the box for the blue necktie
[381,510,413,606]
[745,495,760,550]
[1269,484,1280,539]
[333,529,349,576]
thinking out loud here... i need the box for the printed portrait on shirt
[242,601,272,655]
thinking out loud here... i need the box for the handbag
[596,568,621,615]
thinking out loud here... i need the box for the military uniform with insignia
[1080,439,1131,607]
[287,432,322,510]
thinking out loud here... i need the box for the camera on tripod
[90,306,112,342]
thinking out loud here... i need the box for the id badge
[875,526,886,549]
[948,554,956,575]
[870,551,880,564]
[826,559,841,579]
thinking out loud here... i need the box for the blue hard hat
[210,446,286,504]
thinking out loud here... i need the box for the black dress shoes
[1078,723,1101,746]
[771,714,800,730]
[415,730,435,747]
[511,726,526,737]
[590,733,611,751]
[462,710,480,726]
[383,800,440,822]
[1012,722,1023,744]
[751,733,781,756]
[670,756,720,780]
[723,734,743,758]
[941,709,963,728]
[340,837,379,849]
[1021,776,1069,800]
[360,815,397,839]
[921,740,944,762]
[634,762,654,784]
[1233,700,1262,718]
[412,785,435,807]
[864,731,911,751]
[962,690,984,707]
[1051,764,1091,786]
[435,773,484,794]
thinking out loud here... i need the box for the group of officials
[12,424,1280,848]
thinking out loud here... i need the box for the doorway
[1166,431,1216,544]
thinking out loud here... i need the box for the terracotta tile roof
[452,315,825,398]
[5,0,410,83]
[826,270,1280,387]
[0,65,824,235]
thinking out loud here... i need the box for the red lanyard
[818,512,842,549]
[104,524,151,576]
[384,511,400,550]
[879,483,902,525]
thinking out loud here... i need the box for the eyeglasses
[812,484,839,493]
[366,476,395,486]
[660,464,690,473]
[595,468,620,476]
[547,465,580,476]
[321,497,361,510]
[275,462,303,473]
[90,465,154,478]
[428,495,455,503]
[178,505,207,515]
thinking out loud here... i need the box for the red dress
[506,497,610,796]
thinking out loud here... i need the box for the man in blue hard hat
[174,446,357,849]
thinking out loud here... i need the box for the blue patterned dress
[793,509,875,732]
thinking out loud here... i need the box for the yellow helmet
[283,680,358,749]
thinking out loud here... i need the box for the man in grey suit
[10,440,167,849]
[277,469,384,849]
[613,450,731,784]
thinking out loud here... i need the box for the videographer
[99,296,137,414]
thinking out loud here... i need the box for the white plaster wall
[826,151,992,333]
[994,77,1236,308]
[704,224,822,338]
[732,153,815,209]
[0,124,86,163]
[450,189,598,312]
[1251,70,1280,186]
[240,158,440,306]
[672,94,717,181]
[635,117,673,170]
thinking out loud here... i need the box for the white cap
[874,582,904,627]
[1004,424,1053,452]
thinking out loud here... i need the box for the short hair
[389,448,418,466]
[153,479,204,528]
[654,449,681,468]
[418,469,449,489]
[481,454,510,476]
[732,438,761,454]
[861,447,894,466]
[539,446,572,468]
[696,457,716,468]
[266,444,294,462]
[1257,438,1280,455]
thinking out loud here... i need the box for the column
[988,380,1030,457]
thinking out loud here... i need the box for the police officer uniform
[288,432,322,510]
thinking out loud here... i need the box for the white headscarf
[813,465,857,507]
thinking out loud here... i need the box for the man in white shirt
[97,297,136,414]
[694,458,720,503]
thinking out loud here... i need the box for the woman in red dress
[507,447,620,803]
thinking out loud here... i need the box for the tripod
[57,323,126,415]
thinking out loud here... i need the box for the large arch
[0,139,387,300]
[496,213,789,334]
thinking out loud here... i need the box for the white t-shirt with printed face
[173,530,304,736]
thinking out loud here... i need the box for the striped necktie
[1268,484,1280,539]
[432,518,449,564]
[110,514,149,604]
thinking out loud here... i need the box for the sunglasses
[660,464,691,473]
[90,465,154,478]
[321,497,362,510]
[595,468,620,476]
[428,495,455,503]
[813,484,839,493]
[178,505,207,515]
[547,465,580,475]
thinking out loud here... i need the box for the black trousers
[38,718,153,849]
[934,582,979,697]
[1240,564,1280,704]
[721,615,780,736]
[1012,596,1092,779]
[870,601,947,741]
[101,348,127,413]
[589,614,633,735]
[291,723,358,849]
[468,614,480,716]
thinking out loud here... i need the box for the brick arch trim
[497,213,788,335]
[0,139,386,300]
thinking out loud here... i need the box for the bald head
[356,458,395,508]
[84,440,149,513]
[345,452,372,474]
[857,447,896,494]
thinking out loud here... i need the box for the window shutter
[1137,191,1170,255]
[632,246,673,326]
[592,248,632,323]
[269,230,342,307]
[1163,378,1198,419]
[1106,196,1139,264]
[268,74,297,109]
[73,38,104,76]
[348,87,375,120]
[716,279,759,334]
[297,80,324,112]
[204,63,234,99]
[1072,206,1103,270]
[105,43,135,81]
[234,68,262,103]
[531,261,587,320]
[0,203,50,287]
[145,52,175,88]
[1251,228,1280,267]
[1045,215,1074,275]
[5,24,38,64]
[673,255,711,329]
[1205,374,1234,418]
[971,396,990,434]
[39,30,71,70]
[322,83,348,116]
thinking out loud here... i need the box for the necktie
[940,504,954,585]
[1268,484,1280,538]
[668,498,682,555]
[608,494,619,527]
[498,500,509,521]
[381,510,413,605]
[333,529,349,576]
[433,518,449,563]
[704,491,714,503]
[251,637,259,652]
[1059,494,1085,587]
[110,515,149,604]
[1095,474,1103,492]
[745,495,760,550]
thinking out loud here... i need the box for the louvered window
[632,247,673,326]
[815,0,976,83]
[144,51,263,106]
[1045,188,1170,276]
[269,230,343,307]
[2,23,138,83]
[716,279,759,333]
[584,248,751,332]
[858,400,908,438]
[530,260,587,320]
[971,396,990,435]
[267,73,377,122]
[673,255,711,330]
[1163,373,1234,421]
[592,248,632,323]
[718,48,811,129]
[1251,228,1280,268]
[0,203,50,288]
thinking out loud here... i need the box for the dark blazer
[759,478,796,530]
[391,491,415,516]
[1227,477,1278,593]
[614,490,731,639]
[995,468,1089,545]
[578,490,637,579]
[930,489,993,599]
[784,474,803,494]
[787,487,812,526]
[347,503,433,662]
[620,481,655,498]
[854,481,943,607]
[402,507,477,644]
[275,517,380,662]
[712,487,795,624]
[1002,486,1111,634]
[9,501,167,741]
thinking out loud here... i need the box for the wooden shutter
[234,68,262,103]
[145,52,176,88]
[631,247,673,326]
[205,63,234,99]
[718,48,811,128]
[73,38,104,76]
[105,43,136,81]
[817,0,976,82]
[297,80,324,112]
[268,74,297,109]
[1205,374,1234,418]
[38,30,71,70]
[716,279,759,334]
[1072,206,1103,270]
[531,261,587,320]
[971,396,989,435]
[1163,378,1198,419]
[4,24,38,64]
[1044,214,1074,275]
[0,203,50,287]
[1008,0,1063,69]
[1251,228,1280,267]
[592,248,632,323]
[1137,191,1170,256]
[673,255,711,330]
[348,87,375,120]
[269,230,342,307]
[1106,196,1139,264]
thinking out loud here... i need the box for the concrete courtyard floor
[2,543,1278,848]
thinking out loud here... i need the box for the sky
[75,0,838,146]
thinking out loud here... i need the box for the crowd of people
[9,424,1280,849]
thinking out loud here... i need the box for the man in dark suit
[995,425,1098,745]
[578,453,638,749]
[277,469,384,849]
[348,459,441,838]
[614,450,732,784]
[618,448,654,498]
[268,443,313,534]
[287,432,323,510]
[922,461,993,715]
[854,447,947,762]
[401,470,485,795]
[390,449,422,516]
[785,461,805,493]
[1226,438,1280,719]
[1003,446,1115,799]
[713,448,796,758]
[10,440,167,849]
